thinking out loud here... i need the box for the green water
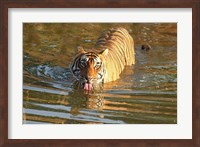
[23,23,177,124]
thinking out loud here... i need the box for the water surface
[23,23,177,124]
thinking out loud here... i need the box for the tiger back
[95,27,135,82]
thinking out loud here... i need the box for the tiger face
[70,48,108,91]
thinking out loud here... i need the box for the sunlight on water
[23,23,177,124]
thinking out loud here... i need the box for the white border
[8,8,192,139]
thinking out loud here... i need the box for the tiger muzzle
[83,76,92,91]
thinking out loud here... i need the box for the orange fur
[96,28,135,82]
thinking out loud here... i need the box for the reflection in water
[23,23,177,124]
[68,89,104,115]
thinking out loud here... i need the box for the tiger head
[70,48,108,91]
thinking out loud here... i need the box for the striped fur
[70,27,135,87]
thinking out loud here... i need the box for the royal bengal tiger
[70,27,135,91]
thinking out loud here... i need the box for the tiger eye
[95,62,101,68]
[80,59,87,67]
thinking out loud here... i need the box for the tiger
[70,27,135,91]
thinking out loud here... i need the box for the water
[23,23,177,124]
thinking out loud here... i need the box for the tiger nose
[85,76,92,82]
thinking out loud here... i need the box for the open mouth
[83,82,93,91]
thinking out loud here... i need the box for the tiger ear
[100,49,109,56]
[77,46,86,53]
